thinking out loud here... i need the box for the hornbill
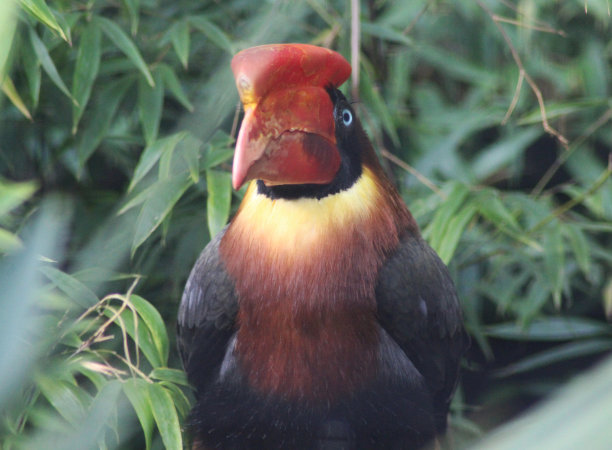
[178,44,468,450]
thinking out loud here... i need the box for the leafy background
[1,0,611,448]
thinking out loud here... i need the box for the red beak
[230,44,352,190]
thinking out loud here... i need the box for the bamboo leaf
[94,16,154,87]
[149,368,190,387]
[206,170,231,238]
[77,77,133,169]
[138,70,164,146]
[132,177,191,255]
[21,37,41,108]
[27,27,74,101]
[72,21,101,134]
[1,76,31,119]
[19,0,70,43]
[40,265,99,308]
[129,295,169,366]
[157,63,193,111]
[485,317,612,341]
[0,179,37,218]
[123,378,153,450]
[147,384,182,450]
[188,15,233,54]
[130,132,188,192]
[169,20,190,69]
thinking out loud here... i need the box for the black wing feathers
[177,228,238,392]
[376,232,468,432]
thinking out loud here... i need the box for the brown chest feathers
[219,168,413,403]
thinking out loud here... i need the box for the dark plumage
[177,44,468,450]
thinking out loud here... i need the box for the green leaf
[180,134,202,183]
[72,21,101,133]
[77,77,133,168]
[0,0,18,79]
[28,26,74,102]
[206,170,231,238]
[437,202,476,264]
[475,355,612,449]
[138,70,164,146]
[147,384,182,450]
[0,179,37,218]
[40,265,99,308]
[129,295,169,366]
[188,15,233,54]
[21,34,41,108]
[361,22,413,46]
[493,339,612,378]
[563,224,591,276]
[132,177,191,254]
[19,0,70,43]
[123,378,153,450]
[130,132,188,192]
[169,20,190,69]
[543,226,564,309]
[1,76,32,120]
[36,375,88,425]
[485,317,612,341]
[476,189,521,232]
[425,182,470,253]
[150,368,190,387]
[121,0,140,35]
[157,63,193,111]
[102,303,161,367]
[94,16,154,87]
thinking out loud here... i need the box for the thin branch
[403,1,430,36]
[502,69,524,124]
[532,108,612,196]
[529,154,612,234]
[380,148,445,198]
[350,0,360,99]
[476,0,569,148]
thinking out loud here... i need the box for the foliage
[0,0,610,448]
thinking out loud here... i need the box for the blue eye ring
[341,108,353,126]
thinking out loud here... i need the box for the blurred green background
[1,0,611,448]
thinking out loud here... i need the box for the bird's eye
[341,108,353,126]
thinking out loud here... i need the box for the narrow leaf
[188,16,233,54]
[94,16,154,87]
[0,179,37,217]
[148,384,182,450]
[28,26,73,101]
[123,378,153,450]
[1,76,32,120]
[157,64,193,111]
[0,228,22,252]
[149,368,190,387]
[72,21,101,133]
[77,77,133,168]
[564,224,591,276]
[130,295,169,366]
[437,202,477,264]
[36,375,88,425]
[138,71,164,146]
[40,265,99,307]
[485,317,612,341]
[130,132,187,192]
[132,177,191,254]
[19,0,70,42]
[121,0,140,35]
[21,37,41,108]
[169,20,190,69]
[206,170,231,238]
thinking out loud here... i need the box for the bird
[177,43,468,450]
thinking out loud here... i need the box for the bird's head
[231,44,377,198]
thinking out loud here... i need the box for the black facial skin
[257,87,363,200]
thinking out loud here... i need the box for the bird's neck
[219,167,415,401]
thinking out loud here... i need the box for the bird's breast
[219,169,410,402]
